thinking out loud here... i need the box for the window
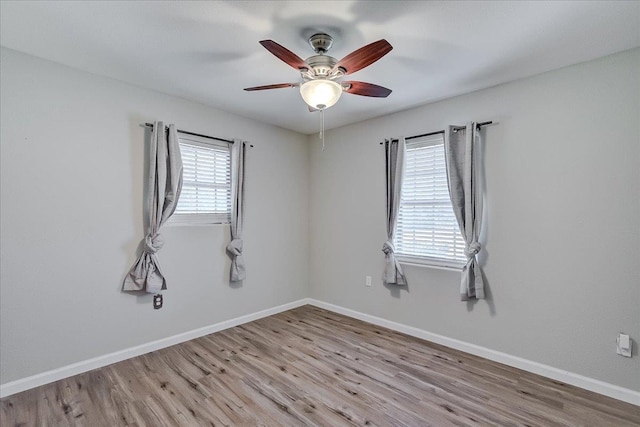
[169,133,231,225]
[394,133,466,268]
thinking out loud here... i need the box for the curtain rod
[379,121,493,145]
[143,123,253,147]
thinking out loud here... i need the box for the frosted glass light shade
[300,79,342,110]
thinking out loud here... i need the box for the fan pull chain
[319,108,326,151]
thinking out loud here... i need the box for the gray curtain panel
[123,121,183,293]
[382,138,407,286]
[226,140,246,281]
[444,123,485,300]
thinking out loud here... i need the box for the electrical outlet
[153,294,163,310]
[365,276,372,287]
[616,333,632,358]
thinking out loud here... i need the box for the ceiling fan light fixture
[299,79,342,110]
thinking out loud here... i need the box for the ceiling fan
[244,33,393,111]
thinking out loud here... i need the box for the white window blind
[394,134,466,267]
[170,134,231,225]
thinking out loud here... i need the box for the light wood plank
[2,305,639,426]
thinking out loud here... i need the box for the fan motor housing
[305,54,337,77]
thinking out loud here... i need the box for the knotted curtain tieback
[144,233,165,254]
[465,241,481,258]
[382,241,395,255]
[227,239,243,256]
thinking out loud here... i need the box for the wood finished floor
[2,306,639,426]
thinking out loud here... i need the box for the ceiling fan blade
[259,40,310,71]
[244,83,299,91]
[343,81,392,97]
[334,39,393,75]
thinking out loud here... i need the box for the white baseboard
[0,298,310,398]
[307,299,640,407]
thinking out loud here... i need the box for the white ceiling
[1,1,639,134]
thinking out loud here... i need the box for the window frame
[167,133,232,226]
[394,134,466,270]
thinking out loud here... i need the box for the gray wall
[0,48,309,383]
[2,46,638,394]
[309,49,640,391]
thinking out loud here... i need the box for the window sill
[397,255,464,272]
[165,221,230,227]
